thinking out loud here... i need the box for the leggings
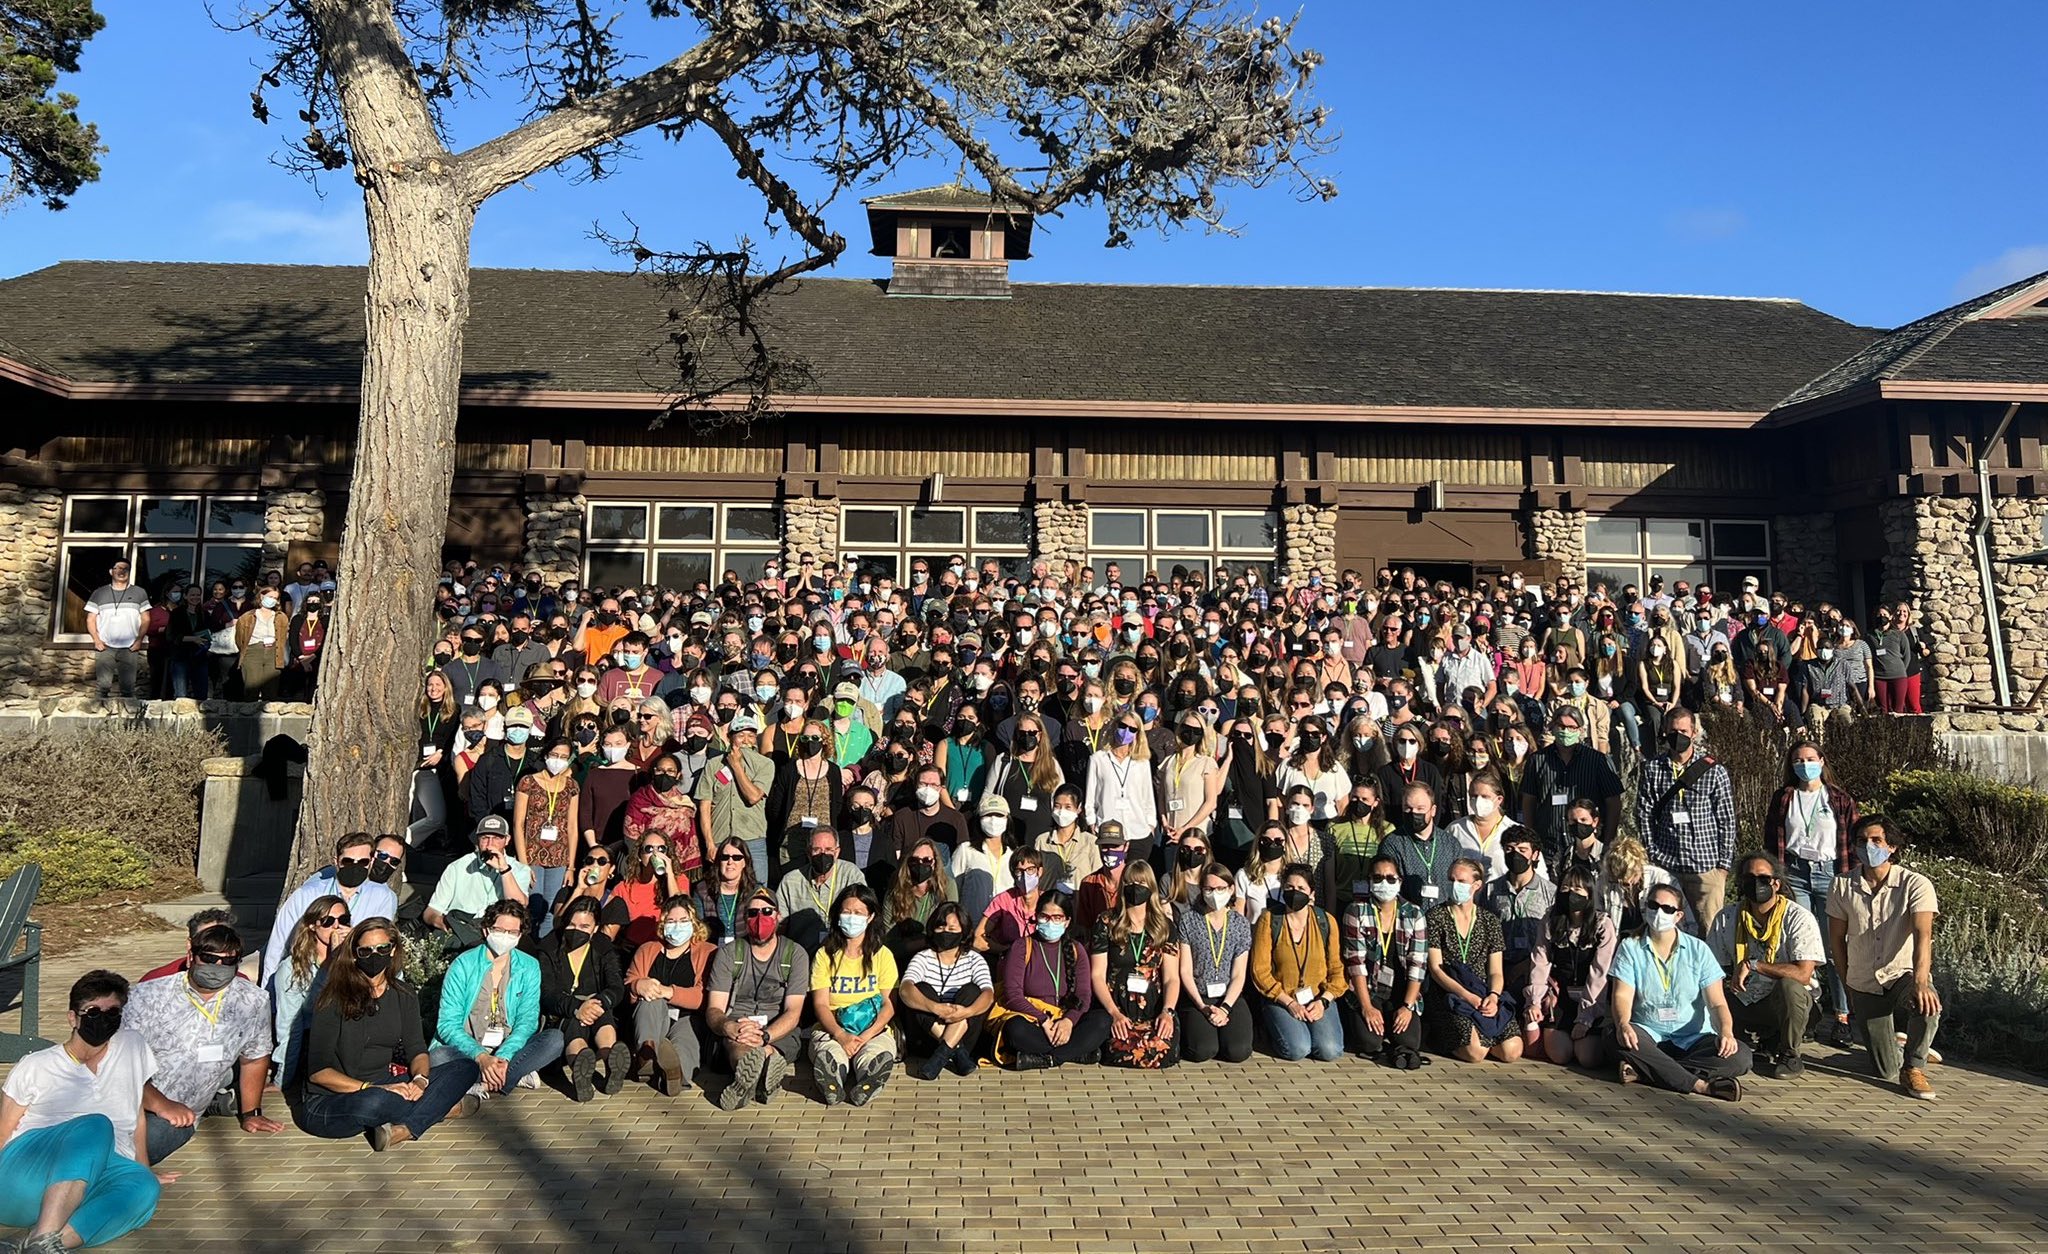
[1176,998,1254,1063]
[0,1115,160,1248]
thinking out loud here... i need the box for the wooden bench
[0,862,50,1062]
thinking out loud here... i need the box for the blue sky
[6,1,2046,329]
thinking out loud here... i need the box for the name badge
[955,788,971,803]
[1125,974,1150,995]
[1568,985,1586,1002]
[1293,987,1315,1006]
[1205,980,1227,1000]
[479,1027,506,1049]
[1019,796,1039,812]
[1226,805,1244,820]
[1655,687,1670,699]
[745,1013,769,1026]
[668,1007,682,1022]
[195,1043,226,1064]
[1421,884,1441,900]
[1763,686,1777,697]
[1875,648,1888,657]
[1167,798,1184,813]
[1653,1006,1683,1025]
[1550,792,1568,807]
[463,693,475,705]
[421,744,436,758]
[800,816,819,829]
[1672,809,1691,825]
[1375,965,1395,993]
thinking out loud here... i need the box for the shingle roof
[861,182,1028,213]
[1776,269,2048,407]
[0,260,1880,413]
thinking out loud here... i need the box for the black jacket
[537,932,625,1024]
[467,744,538,822]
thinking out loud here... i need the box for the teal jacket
[434,944,542,1060]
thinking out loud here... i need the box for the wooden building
[2,184,2047,713]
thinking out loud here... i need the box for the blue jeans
[293,1056,481,1141]
[1613,700,1642,751]
[746,836,770,885]
[0,1115,160,1248]
[1259,998,1345,1061]
[428,1029,564,1093]
[529,865,568,937]
[1781,854,1847,1019]
[143,1112,199,1166]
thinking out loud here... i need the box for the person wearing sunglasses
[293,919,481,1149]
[431,900,561,1099]
[705,891,811,1110]
[1340,854,1428,1068]
[1706,854,1823,1080]
[262,832,400,981]
[127,924,282,1164]
[268,895,347,1077]
[1609,883,1751,1100]
[695,836,761,945]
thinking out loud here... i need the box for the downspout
[1973,402,2021,708]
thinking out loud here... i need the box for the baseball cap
[832,681,860,702]
[730,713,762,733]
[977,795,1011,818]
[503,706,535,728]
[1095,820,1126,847]
[475,815,511,838]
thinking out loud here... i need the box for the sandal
[1708,1075,1742,1102]
[1617,1061,1640,1086]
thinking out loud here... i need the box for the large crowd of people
[15,554,1952,1248]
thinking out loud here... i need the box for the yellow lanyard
[185,986,226,1028]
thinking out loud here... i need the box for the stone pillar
[1279,503,1337,581]
[521,492,586,580]
[782,496,840,566]
[1530,507,1587,586]
[1881,496,1986,709]
[0,485,69,699]
[1991,497,2048,705]
[1770,512,1841,604]
[1032,499,1087,569]
[261,488,324,574]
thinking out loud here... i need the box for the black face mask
[651,773,679,793]
[1177,845,1206,870]
[355,952,393,979]
[929,930,964,952]
[1559,890,1591,914]
[75,1006,122,1047]
[842,805,872,831]
[1345,799,1370,821]
[562,929,592,952]
[1745,875,1776,905]
[1568,820,1597,841]
[1665,732,1693,756]
[335,863,369,889]
[1298,731,1324,751]
[433,650,454,667]
[1505,850,1533,876]
[1279,888,1312,915]
[1263,732,1285,753]
[366,860,398,885]
[796,736,824,758]
[1113,677,1136,695]
[809,851,837,876]
[574,726,598,746]
[1176,724,1204,747]
[1012,730,1039,752]
[1120,882,1153,907]
[682,735,709,754]
[1256,838,1285,860]
[1396,811,1429,837]
[908,860,937,885]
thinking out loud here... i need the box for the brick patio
[9,931,2046,1253]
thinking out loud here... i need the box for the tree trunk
[285,175,474,887]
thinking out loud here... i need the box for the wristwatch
[238,1107,264,1121]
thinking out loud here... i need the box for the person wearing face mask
[536,898,630,1103]
[465,704,542,831]
[1174,865,1254,1063]
[1705,854,1822,1080]
[1086,708,1163,862]
[980,712,1065,848]
[1765,740,1858,1045]
[951,796,1018,924]
[128,925,280,1164]
[1610,883,1750,1099]
[624,755,703,886]
[1481,831,1556,1056]
[294,921,482,1147]
[1635,630,1681,745]
[1826,818,1942,1101]
[429,901,561,1099]
[1275,713,1352,824]
[427,816,535,946]
[1247,865,1346,1062]
[232,582,291,700]
[704,891,810,1110]
[1517,705,1622,877]
[995,891,1106,1068]
[694,713,777,883]
[882,836,961,966]
[805,884,898,1105]
[1154,712,1223,861]
[886,763,970,874]
[1539,864,1616,1070]
[1339,853,1428,1068]
[1031,784,1099,892]
[973,847,1048,963]
[1794,632,1858,733]
[896,902,996,1079]
[822,680,877,768]
[262,833,400,981]
[1634,708,1736,927]
[1445,773,1527,881]
[1377,782,1459,910]
[625,896,719,1096]
[1080,863,1181,1068]
[766,717,845,881]
[934,698,994,811]
[0,970,168,1252]
[512,737,582,936]
[775,826,865,955]
[1075,822,1137,932]
[1374,724,1445,818]
[1424,858,1522,1064]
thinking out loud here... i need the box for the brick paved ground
[8,931,2047,1254]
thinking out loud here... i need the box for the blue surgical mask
[1450,880,1474,905]
[506,727,531,745]
[662,921,695,947]
[1036,919,1068,942]
[836,913,870,937]
[623,653,645,670]
[1795,760,1822,783]
[1863,842,1891,869]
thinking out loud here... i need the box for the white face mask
[1469,794,1498,819]
[1647,907,1680,934]
[1051,808,1078,829]
[478,694,500,712]
[576,681,598,699]
[980,815,1007,837]
[915,785,941,808]
[1203,888,1232,912]
[1286,804,1311,826]
[485,930,519,957]
[1084,697,1104,714]
[602,744,628,764]
[1394,741,1418,761]
[545,756,571,776]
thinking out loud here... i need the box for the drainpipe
[1973,402,2021,708]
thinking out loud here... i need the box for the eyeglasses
[717,853,748,863]
[639,846,665,856]
[193,951,242,966]
[355,942,397,957]
[1645,902,1682,917]
[638,713,664,722]
[1289,700,1312,709]
[315,915,350,929]
[743,906,778,918]
[337,855,372,868]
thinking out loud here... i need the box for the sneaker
[568,1049,597,1103]
[1828,1017,1855,1049]
[718,1049,765,1111]
[1901,1066,1937,1101]
[598,1041,633,1096]
[1774,1054,1806,1080]
[760,1050,790,1106]
[912,1048,950,1081]
[1011,1052,1052,1071]
[1707,1076,1742,1102]
[517,1071,541,1090]
[19,1235,69,1254]
[364,1123,392,1153]
[655,1038,686,1096]
[1896,1032,1943,1065]
[815,1057,848,1107]
[848,1055,893,1107]
[466,1080,490,1099]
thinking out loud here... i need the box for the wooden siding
[455,441,526,471]
[840,422,1031,478]
[586,437,780,475]
[1331,431,1521,485]
[1579,435,1759,492]
[48,431,265,466]
[1089,428,1274,482]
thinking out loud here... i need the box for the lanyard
[1127,931,1146,971]
[541,785,562,823]
[1375,904,1397,964]
[1206,918,1229,973]
[185,986,226,1028]
[809,874,836,917]
[1452,909,1476,966]
[718,892,739,934]
[1646,939,1677,995]
[1034,939,1063,1002]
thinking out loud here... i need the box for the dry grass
[0,724,223,871]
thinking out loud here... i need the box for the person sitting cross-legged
[430,900,564,1099]
[1707,854,1821,1079]
[127,924,282,1163]
[1610,883,1752,1101]
[806,884,900,1106]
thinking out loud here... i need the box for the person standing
[1633,709,1736,926]
[84,557,151,699]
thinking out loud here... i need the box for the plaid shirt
[1634,754,1737,874]
[1339,898,1429,992]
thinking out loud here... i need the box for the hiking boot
[848,1055,893,1107]
[598,1041,632,1096]
[815,1057,848,1106]
[655,1038,686,1096]
[568,1049,597,1103]
[761,1050,790,1105]
[1901,1066,1937,1101]
[719,1049,765,1111]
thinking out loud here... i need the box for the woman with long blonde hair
[1084,861,1180,1068]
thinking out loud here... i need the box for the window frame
[1085,507,1279,585]
[53,492,275,644]
[583,499,781,589]
[1583,515,1775,597]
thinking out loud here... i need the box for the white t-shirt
[85,584,150,649]
[2,1030,157,1162]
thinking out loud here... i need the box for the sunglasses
[194,951,242,966]
[372,851,402,866]
[1290,700,1312,709]
[717,853,748,863]
[743,906,778,918]
[356,942,397,957]
[1369,875,1400,886]
[337,855,372,868]
[1645,902,1682,917]
[315,915,350,929]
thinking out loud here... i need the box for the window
[1086,508,1277,585]
[584,500,781,589]
[840,505,1021,583]
[54,493,266,641]
[1585,515,1773,597]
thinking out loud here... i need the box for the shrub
[397,918,458,1029]
[1931,906,2048,1075]
[1877,769,2048,879]
[0,828,153,903]
[0,725,223,871]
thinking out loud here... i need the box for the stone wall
[1279,503,1336,581]
[0,486,76,698]
[261,489,325,573]
[1771,512,1841,604]
[1878,494,2048,711]
[782,496,840,566]
[521,492,586,580]
[1032,500,1086,570]
[1530,507,1587,586]
[1989,496,2048,703]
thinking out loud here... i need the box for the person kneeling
[1340,855,1427,1068]
[293,920,481,1150]
[432,900,563,1099]
[1610,885,1752,1101]
[806,885,899,1106]
[1707,855,1821,1079]
[896,903,995,1080]
[1250,865,1347,1062]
